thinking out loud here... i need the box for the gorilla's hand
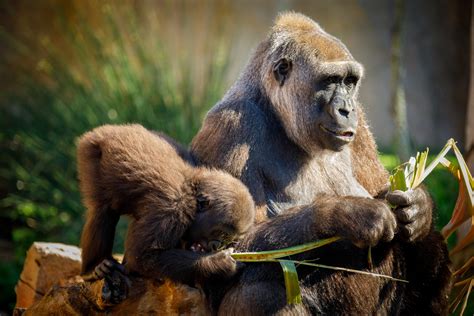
[386,186,433,243]
[82,258,126,282]
[322,196,397,248]
[81,259,130,306]
[198,248,242,279]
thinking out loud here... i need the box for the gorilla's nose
[330,97,352,119]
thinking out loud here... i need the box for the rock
[15,242,82,309]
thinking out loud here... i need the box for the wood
[15,242,82,309]
[14,242,210,315]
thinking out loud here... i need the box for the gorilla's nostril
[338,108,350,117]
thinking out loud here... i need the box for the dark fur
[77,124,255,286]
[190,12,452,315]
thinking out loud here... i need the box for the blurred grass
[0,1,462,313]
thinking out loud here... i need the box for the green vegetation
[380,153,458,232]
[0,3,230,311]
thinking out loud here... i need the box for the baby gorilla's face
[184,196,252,253]
[185,214,239,253]
[183,170,256,253]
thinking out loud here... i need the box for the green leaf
[279,260,302,305]
[291,260,408,283]
[416,139,454,187]
[390,168,408,191]
[411,148,429,188]
[231,237,340,262]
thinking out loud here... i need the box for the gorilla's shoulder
[209,99,269,134]
[190,99,269,172]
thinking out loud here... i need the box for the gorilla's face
[310,60,362,151]
[268,56,363,153]
[183,170,255,253]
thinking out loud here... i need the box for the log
[15,242,82,309]
[14,242,210,315]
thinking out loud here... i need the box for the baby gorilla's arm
[131,248,238,285]
[125,211,239,285]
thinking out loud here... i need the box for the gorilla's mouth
[187,240,227,253]
[319,125,355,142]
[189,242,207,253]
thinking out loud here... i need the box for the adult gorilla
[191,12,451,315]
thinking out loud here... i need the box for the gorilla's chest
[265,149,371,214]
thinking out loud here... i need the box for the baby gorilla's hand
[82,259,130,307]
[82,258,126,281]
[198,249,242,279]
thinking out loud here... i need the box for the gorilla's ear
[273,58,292,86]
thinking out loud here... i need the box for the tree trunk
[466,3,474,172]
[391,0,411,161]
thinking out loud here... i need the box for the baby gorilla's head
[184,168,255,253]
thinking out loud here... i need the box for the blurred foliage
[0,1,231,311]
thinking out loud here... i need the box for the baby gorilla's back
[77,124,255,292]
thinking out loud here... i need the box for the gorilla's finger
[96,264,112,278]
[399,225,415,242]
[395,205,420,223]
[102,283,112,301]
[382,225,395,243]
[399,219,427,242]
[382,211,397,242]
[386,190,411,206]
[101,259,115,269]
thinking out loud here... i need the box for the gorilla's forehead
[317,61,365,79]
[271,12,353,62]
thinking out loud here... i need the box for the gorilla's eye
[277,60,290,74]
[344,75,358,87]
[196,196,210,213]
[322,76,340,86]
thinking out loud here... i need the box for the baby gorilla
[77,124,255,291]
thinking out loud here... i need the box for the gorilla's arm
[128,248,239,285]
[238,194,397,253]
[399,232,452,315]
[125,209,239,285]
[386,187,452,315]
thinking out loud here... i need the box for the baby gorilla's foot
[101,268,130,305]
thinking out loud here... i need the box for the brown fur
[77,124,255,286]
[190,12,452,315]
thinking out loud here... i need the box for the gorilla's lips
[319,125,355,142]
